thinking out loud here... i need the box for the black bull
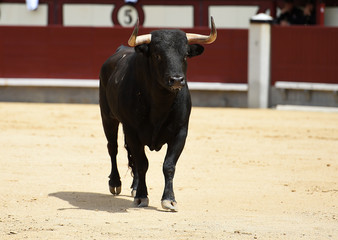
[99,18,217,211]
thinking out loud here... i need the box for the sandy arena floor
[0,102,337,239]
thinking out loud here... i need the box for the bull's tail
[124,140,135,174]
[125,140,138,193]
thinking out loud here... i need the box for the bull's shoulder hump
[100,46,132,80]
[111,45,135,64]
[102,46,134,68]
[116,45,135,54]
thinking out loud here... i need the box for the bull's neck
[136,54,177,124]
[151,85,176,114]
[148,83,177,142]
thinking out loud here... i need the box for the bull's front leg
[161,127,188,211]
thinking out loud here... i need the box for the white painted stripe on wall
[63,4,114,27]
[325,7,338,27]
[3,79,336,92]
[0,78,99,88]
[275,81,338,91]
[209,5,259,29]
[143,5,194,28]
[276,105,338,113]
[0,78,247,91]
[189,82,247,91]
[0,3,48,26]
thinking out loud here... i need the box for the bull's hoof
[131,189,137,198]
[134,197,149,207]
[161,200,177,212]
[109,185,122,195]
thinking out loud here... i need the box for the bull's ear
[188,44,204,58]
[135,44,149,55]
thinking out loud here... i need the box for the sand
[1,102,337,239]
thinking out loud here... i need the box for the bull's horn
[186,17,217,44]
[128,18,151,47]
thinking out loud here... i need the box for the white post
[248,13,273,108]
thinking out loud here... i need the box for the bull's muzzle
[169,76,185,90]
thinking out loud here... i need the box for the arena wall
[0,1,337,107]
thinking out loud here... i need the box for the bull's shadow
[49,191,156,213]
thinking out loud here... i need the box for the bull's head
[128,17,217,92]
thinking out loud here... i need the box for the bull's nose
[169,76,185,88]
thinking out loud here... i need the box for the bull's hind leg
[104,118,122,195]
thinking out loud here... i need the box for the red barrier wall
[2,26,338,85]
[0,26,247,84]
[271,26,338,85]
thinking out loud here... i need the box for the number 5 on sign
[117,5,138,27]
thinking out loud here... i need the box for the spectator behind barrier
[302,0,316,25]
[276,0,304,25]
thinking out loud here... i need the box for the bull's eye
[155,54,161,61]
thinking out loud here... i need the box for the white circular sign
[117,5,138,27]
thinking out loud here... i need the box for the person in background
[26,0,39,10]
[302,0,316,25]
[276,0,303,25]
